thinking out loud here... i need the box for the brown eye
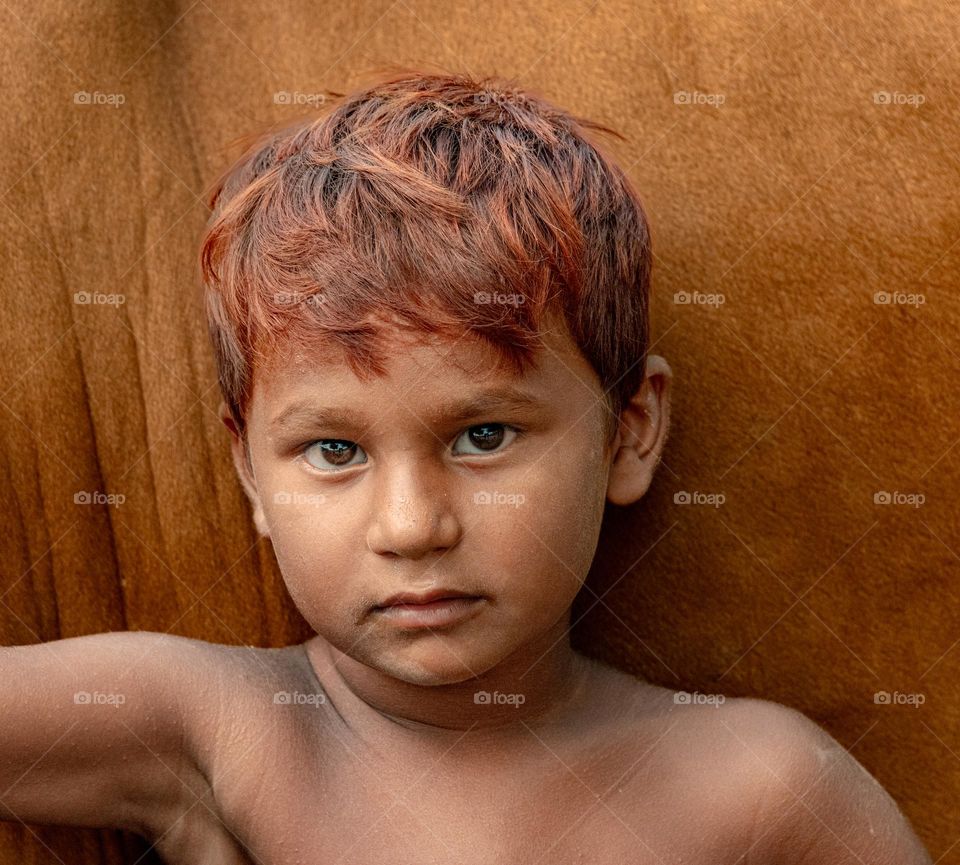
[453,423,516,455]
[303,440,366,471]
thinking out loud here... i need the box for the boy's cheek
[270,546,357,641]
[509,453,609,572]
[255,498,352,607]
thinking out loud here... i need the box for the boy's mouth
[375,588,479,608]
[372,589,485,629]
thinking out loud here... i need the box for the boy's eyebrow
[270,385,547,432]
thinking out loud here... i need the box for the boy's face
[228,318,666,687]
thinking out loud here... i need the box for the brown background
[0,0,956,862]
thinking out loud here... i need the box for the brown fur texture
[0,1,953,862]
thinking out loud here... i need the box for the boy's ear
[606,354,672,507]
[218,401,270,537]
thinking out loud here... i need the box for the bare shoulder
[618,675,932,865]
[138,632,324,762]
[101,632,318,854]
[159,634,329,772]
[581,662,931,864]
[715,696,932,864]
[592,669,805,793]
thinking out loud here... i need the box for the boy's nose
[365,461,463,559]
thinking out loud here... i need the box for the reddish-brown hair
[199,68,652,447]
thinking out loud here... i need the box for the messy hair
[199,68,652,448]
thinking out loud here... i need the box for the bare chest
[154,722,750,865]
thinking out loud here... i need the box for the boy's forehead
[249,319,600,423]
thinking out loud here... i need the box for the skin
[0,313,933,864]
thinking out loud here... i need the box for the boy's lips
[372,588,485,629]
[375,588,479,608]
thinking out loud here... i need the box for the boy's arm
[0,630,216,838]
[742,701,932,865]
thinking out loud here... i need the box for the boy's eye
[452,423,517,455]
[300,423,519,472]
[303,439,366,471]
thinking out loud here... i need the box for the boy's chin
[370,642,500,687]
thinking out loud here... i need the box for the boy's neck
[303,615,592,734]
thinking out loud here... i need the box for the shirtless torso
[0,629,932,864]
[144,638,796,865]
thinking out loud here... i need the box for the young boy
[1,70,932,864]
